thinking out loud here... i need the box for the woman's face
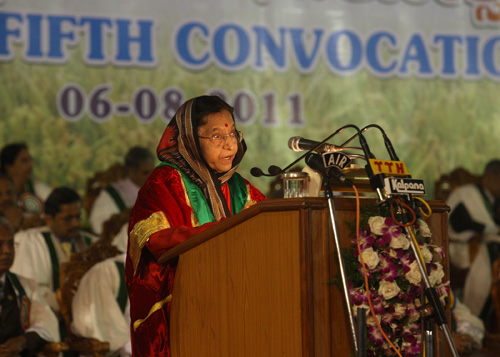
[6,149,33,183]
[198,110,238,174]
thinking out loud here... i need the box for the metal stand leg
[324,180,360,356]
[403,218,460,357]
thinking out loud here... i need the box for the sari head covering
[156,95,246,221]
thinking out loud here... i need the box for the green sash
[105,185,127,213]
[25,180,35,194]
[158,162,248,225]
[114,261,128,313]
[41,232,93,291]
[42,232,60,291]
[7,272,30,330]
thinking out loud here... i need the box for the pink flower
[350,287,367,305]
[378,255,399,282]
[367,324,385,345]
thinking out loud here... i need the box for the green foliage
[2,48,500,197]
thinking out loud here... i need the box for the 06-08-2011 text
[57,83,307,128]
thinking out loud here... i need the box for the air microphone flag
[322,152,351,170]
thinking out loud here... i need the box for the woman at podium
[125,95,266,356]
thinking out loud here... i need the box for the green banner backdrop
[1,0,500,197]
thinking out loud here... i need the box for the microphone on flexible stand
[250,167,268,177]
[288,136,360,153]
[339,124,399,162]
[250,165,283,177]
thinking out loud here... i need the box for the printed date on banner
[56,84,306,128]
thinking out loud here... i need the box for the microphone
[288,136,340,153]
[268,165,283,176]
[305,153,354,187]
[250,167,267,177]
[250,165,284,177]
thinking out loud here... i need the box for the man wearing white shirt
[72,253,130,357]
[0,217,59,356]
[88,147,155,250]
[11,187,96,313]
[447,159,500,319]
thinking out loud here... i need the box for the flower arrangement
[345,208,450,357]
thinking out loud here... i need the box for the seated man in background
[0,217,59,355]
[71,253,130,357]
[447,159,500,320]
[10,187,96,313]
[89,146,155,252]
[0,143,51,214]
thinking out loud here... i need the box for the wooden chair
[491,257,500,330]
[100,208,131,245]
[56,238,122,356]
[83,163,125,216]
[434,167,480,202]
[40,341,70,357]
[481,257,500,353]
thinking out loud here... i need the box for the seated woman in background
[0,174,44,232]
[0,142,51,214]
[126,95,266,356]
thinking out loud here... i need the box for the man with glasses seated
[10,187,96,315]
[0,217,59,356]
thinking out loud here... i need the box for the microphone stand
[277,125,366,176]
[322,177,363,357]
[392,201,459,357]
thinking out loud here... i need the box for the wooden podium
[159,197,450,356]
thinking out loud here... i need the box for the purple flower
[378,256,399,282]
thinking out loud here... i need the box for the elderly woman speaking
[126,95,267,356]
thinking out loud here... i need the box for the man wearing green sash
[447,160,500,320]
[0,217,59,355]
[72,253,130,356]
[89,146,155,252]
[10,187,96,314]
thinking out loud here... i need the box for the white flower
[429,263,445,286]
[378,280,401,300]
[389,233,410,250]
[420,245,433,263]
[366,313,382,327]
[417,219,432,238]
[368,216,386,235]
[408,309,421,323]
[393,303,406,319]
[360,247,380,270]
[405,261,422,285]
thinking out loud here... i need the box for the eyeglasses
[199,130,243,146]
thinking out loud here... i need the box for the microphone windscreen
[250,167,264,177]
[268,165,283,176]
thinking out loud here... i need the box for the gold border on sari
[129,211,171,275]
[243,182,258,210]
[132,294,172,331]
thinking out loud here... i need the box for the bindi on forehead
[225,123,228,127]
